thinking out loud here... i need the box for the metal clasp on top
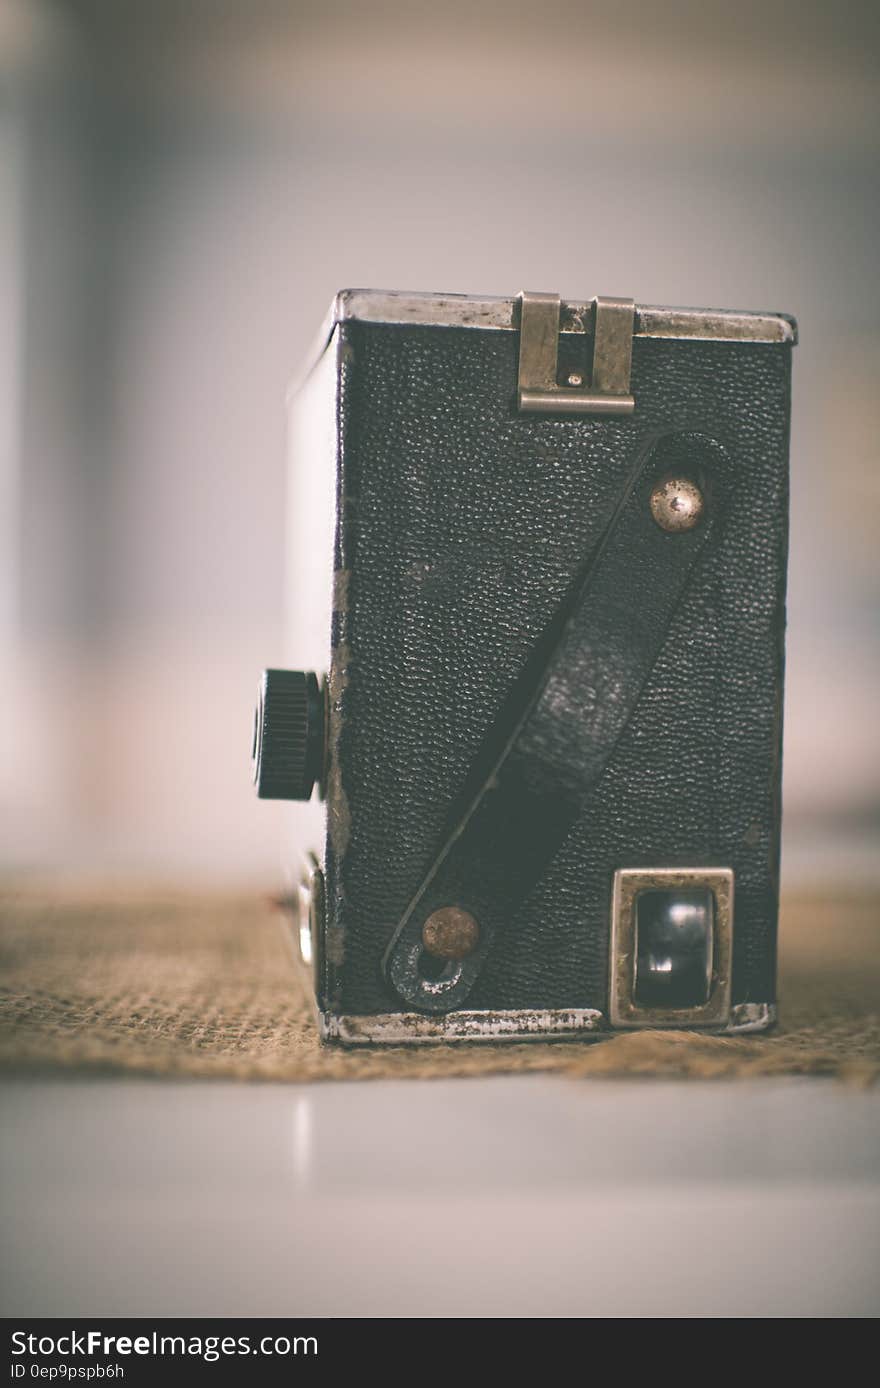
[517,291,635,416]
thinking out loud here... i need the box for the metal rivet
[649,474,705,532]
[421,907,480,961]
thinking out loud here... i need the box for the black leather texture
[383,430,728,1013]
[311,318,791,1018]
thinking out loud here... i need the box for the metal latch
[517,291,635,416]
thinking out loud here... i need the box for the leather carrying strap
[383,431,725,1012]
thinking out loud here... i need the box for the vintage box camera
[253,288,795,1045]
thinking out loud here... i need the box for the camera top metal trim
[325,288,798,344]
[292,289,796,401]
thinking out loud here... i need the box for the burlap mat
[0,888,877,1082]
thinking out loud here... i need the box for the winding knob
[252,669,325,801]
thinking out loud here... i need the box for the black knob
[252,670,325,801]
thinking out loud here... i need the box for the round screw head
[649,474,705,533]
[421,907,481,961]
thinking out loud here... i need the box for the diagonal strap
[383,431,726,1012]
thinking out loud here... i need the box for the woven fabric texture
[0,890,877,1082]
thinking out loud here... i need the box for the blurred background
[1,0,877,887]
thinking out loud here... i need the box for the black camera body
[254,289,795,1044]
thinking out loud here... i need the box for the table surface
[2,1074,879,1317]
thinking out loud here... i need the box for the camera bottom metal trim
[320,1007,604,1045]
[318,1002,775,1046]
